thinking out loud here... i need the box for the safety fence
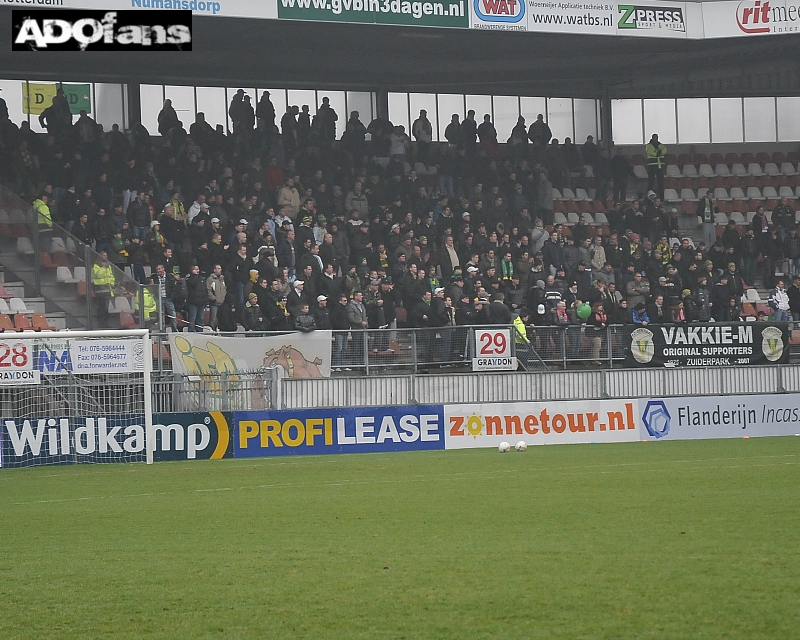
[148,362,800,412]
[150,323,628,374]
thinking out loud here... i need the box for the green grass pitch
[1,437,799,639]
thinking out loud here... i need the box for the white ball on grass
[498,441,511,453]
[515,441,527,452]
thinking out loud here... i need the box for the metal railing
[151,368,280,413]
[0,184,150,330]
[149,324,557,375]
[146,363,800,412]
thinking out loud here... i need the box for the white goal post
[0,329,154,467]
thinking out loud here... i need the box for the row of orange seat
[0,313,56,332]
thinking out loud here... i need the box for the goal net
[0,330,153,468]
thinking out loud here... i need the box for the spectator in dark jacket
[185,264,208,332]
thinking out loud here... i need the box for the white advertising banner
[640,394,800,440]
[702,0,800,38]
[470,0,688,36]
[0,370,41,386]
[71,339,145,374]
[472,328,516,371]
[168,331,332,378]
[10,0,795,38]
[58,0,278,19]
[27,338,143,376]
[445,399,640,448]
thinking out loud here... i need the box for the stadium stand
[0,87,799,339]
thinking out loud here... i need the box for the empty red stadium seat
[772,152,786,164]
[757,175,774,189]
[739,175,756,188]
[0,314,16,332]
[119,312,137,329]
[709,153,725,165]
[32,314,56,331]
[725,153,740,164]
[13,314,34,331]
[39,252,56,269]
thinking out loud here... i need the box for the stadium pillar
[600,86,613,150]
[376,91,389,118]
[127,83,141,127]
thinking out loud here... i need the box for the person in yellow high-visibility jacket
[92,252,116,298]
[513,311,530,345]
[513,308,534,370]
[133,285,157,323]
[33,194,52,228]
[645,133,667,198]
[33,194,53,251]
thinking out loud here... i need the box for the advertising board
[702,0,800,38]
[233,405,445,457]
[640,394,800,440]
[0,412,231,468]
[472,328,516,371]
[17,337,145,376]
[277,0,469,28]
[445,399,640,448]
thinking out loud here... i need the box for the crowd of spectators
[1,88,798,344]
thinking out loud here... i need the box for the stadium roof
[1,11,799,98]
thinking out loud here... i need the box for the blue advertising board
[233,405,445,457]
[0,412,232,468]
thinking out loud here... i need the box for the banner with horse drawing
[168,331,332,378]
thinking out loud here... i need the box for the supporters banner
[625,323,789,368]
[277,0,470,28]
[445,399,640,448]
[168,331,332,378]
[640,394,800,440]
[22,83,91,116]
[152,412,232,461]
[233,405,445,457]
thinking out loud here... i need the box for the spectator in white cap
[287,279,308,319]
[313,295,331,329]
